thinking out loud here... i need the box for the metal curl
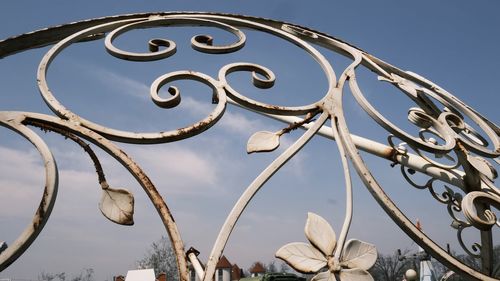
[399,164,464,221]
[408,107,433,129]
[459,124,489,147]
[371,69,500,158]
[218,62,319,115]
[38,17,232,144]
[105,19,177,61]
[404,71,500,158]
[400,165,430,190]
[413,128,461,169]
[105,16,245,61]
[349,69,457,155]
[429,183,455,205]
[148,69,228,136]
[456,224,482,259]
[219,62,276,92]
[446,201,463,223]
[461,191,500,230]
[411,145,461,170]
[189,23,245,54]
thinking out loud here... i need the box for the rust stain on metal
[33,187,49,229]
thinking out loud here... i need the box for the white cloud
[72,60,150,100]
[92,68,150,100]
[0,146,46,217]
[114,144,220,195]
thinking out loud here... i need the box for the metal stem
[203,111,329,281]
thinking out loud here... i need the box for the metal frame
[0,12,498,281]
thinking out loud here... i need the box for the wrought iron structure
[0,12,498,281]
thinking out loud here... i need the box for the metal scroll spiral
[0,12,498,281]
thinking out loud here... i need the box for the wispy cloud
[74,61,150,100]
[0,146,46,216]
[124,145,219,194]
[182,96,265,135]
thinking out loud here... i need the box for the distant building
[216,256,233,281]
[116,256,252,281]
[114,271,166,281]
[249,262,266,278]
[231,264,242,281]
[188,255,244,281]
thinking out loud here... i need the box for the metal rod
[228,99,472,191]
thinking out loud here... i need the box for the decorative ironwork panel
[0,12,498,281]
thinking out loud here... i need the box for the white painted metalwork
[0,12,498,281]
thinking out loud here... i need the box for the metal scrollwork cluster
[0,12,498,281]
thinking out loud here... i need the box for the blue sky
[0,1,499,281]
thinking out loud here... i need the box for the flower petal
[339,269,374,281]
[247,131,280,154]
[311,271,336,281]
[305,212,336,256]
[276,242,327,273]
[341,239,377,270]
[99,187,134,225]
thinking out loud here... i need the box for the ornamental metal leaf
[340,239,377,271]
[339,268,374,281]
[311,271,337,281]
[305,212,337,256]
[246,131,280,153]
[275,242,327,273]
[99,187,135,225]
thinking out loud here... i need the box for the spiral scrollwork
[455,222,483,259]
[105,16,246,61]
[462,191,500,230]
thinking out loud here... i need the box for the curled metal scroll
[0,12,499,281]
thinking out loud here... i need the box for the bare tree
[39,272,65,281]
[368,250,413,281]
[278,261,291,273]
[137,236,178,281]
[266,261,277,273]
[70,268,94,281]
[39,269,93,281]
[431,245,500,280]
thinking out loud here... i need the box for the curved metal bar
[349,72,458,155]
[37,16,231,144]
[203,111,328,281]
[0,113,58,271]
[105,17,246,61]
[3,112,189,281]
[462,191,500,230]
[397,71,499,158]
[337,73,497,280]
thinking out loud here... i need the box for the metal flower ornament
[276,213,377,281]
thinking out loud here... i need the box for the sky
[0,1,499,281]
